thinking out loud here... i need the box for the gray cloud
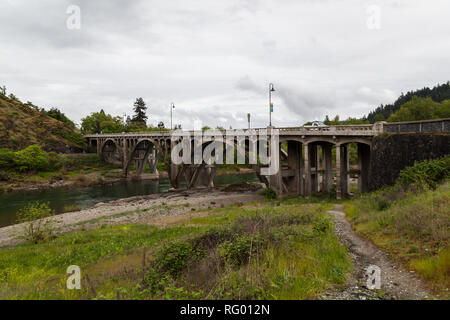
[0,0,449,129]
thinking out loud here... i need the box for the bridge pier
[321,144,333,193]
[357,143,371,193]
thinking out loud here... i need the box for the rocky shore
[0,184,264,247]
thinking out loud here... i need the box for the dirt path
[324,204,432,300]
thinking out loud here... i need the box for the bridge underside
[88,135,372,199]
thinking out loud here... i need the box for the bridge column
[336,144,349,199]
[148,148,159,174]
[122,138,128,172]
[357,144,371,193]
[96,138,101,156]
[304,143,311,198]
[204,165,216,188]
[268,141,283,197]
[287,141,301,194]
[307,144,319,195]
[321,144,333,193]
[336,144,342,199]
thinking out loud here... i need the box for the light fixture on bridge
[269,83,275,127]
[170,102,175,130]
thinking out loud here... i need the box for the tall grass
[0,201,351,300]
[345,181,449,296]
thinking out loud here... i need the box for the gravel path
[323,204,432,300]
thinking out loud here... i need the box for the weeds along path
[325,204,431,300]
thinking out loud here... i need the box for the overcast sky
[1,0,449,129]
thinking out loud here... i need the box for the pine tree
[132,98,148,124]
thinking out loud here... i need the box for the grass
[0,198,351,300]
[345,181,449,297]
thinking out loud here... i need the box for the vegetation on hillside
[387,97,450,122]
[365,82,450,123]
[0,146,119,193]
[345,156,450,297]
[0,90,85,152]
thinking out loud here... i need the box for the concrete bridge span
[85,118,450,199]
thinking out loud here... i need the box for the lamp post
[170,102,175,130]
[247,113,251,129]
[269,83,275,127]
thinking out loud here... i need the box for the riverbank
[0,158,255,193]
[0,186,264,247]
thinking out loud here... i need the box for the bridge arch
[100,138,122,164]
[124,138,159,177]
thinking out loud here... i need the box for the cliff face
[0,95,85,152]
[368,133,450,190]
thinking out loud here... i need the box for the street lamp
[170,102,175,130]
[269,83,275,127]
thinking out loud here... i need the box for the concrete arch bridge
[85,119,450,199]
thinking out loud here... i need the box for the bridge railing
[84,119,450,139]
[382,118,450,134]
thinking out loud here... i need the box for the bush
[13,145,49,172]
[47,152,66,171]
[16,202,56,243]
[0,148,14,169]
[396,155,450,189]
[261,188,277,200]
[153,241,204,277]
[219,234,262,267]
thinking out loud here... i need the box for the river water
[0,173,258,228]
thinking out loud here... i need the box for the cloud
[0,0,449,129]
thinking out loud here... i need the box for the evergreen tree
[132,97,148,124]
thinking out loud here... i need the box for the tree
[45,107,76,128]
[374,114,385,122]
[0,85,6,95]
[132,97,148,124]
[80,110,124,134]
[388,96,450,122]
[0,148,15,169]
[324,115,331,125]
[13,145,49,172]
[366,82,450,123]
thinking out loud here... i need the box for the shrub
[13,145,49,172]
[261,188,277,200]
[154,241,204,277]
[0,148,14,169]
[396,155,450,189]
[47,152,66,171]
[16,202,56,243]
[219,234,262,267]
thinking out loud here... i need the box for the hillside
[0,94,85,152]
[366,82,450,123]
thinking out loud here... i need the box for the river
[0,173,258,228]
